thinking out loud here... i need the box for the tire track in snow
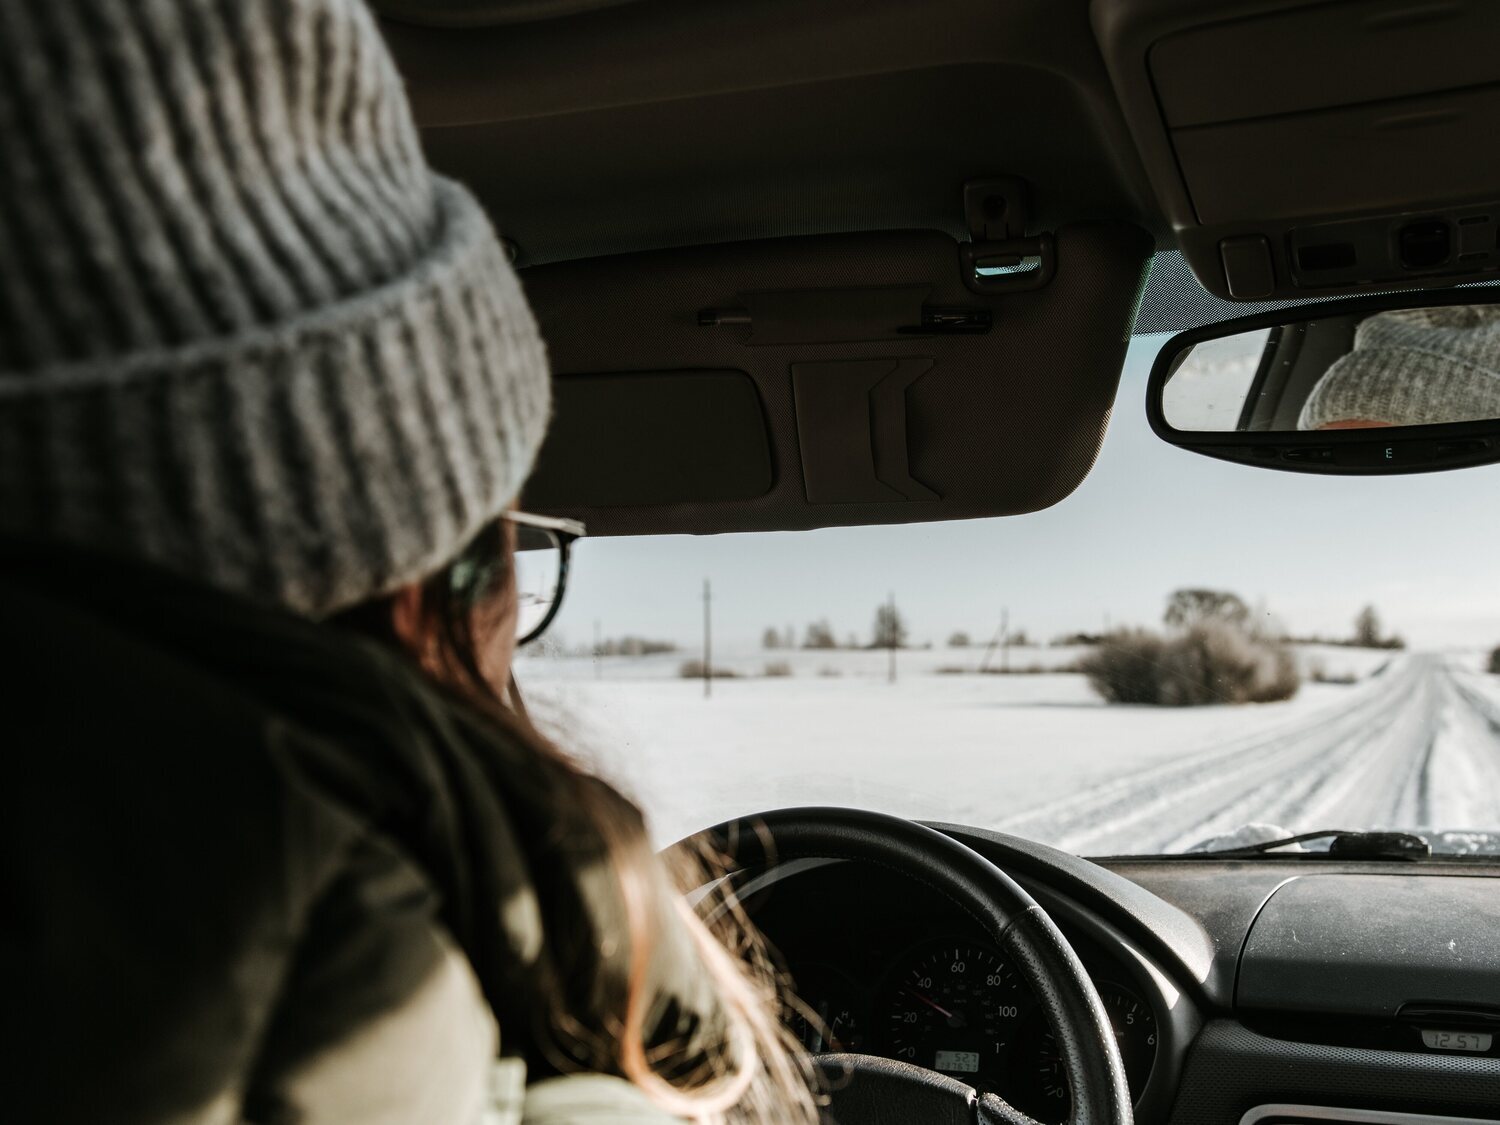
[986,654,1500,854]
[1426,670,1500,829]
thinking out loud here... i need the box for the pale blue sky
[546,335,1500,652]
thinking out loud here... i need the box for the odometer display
[933,1049,981,1074]
[879,943,1035,1091]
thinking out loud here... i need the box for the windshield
[516,334,1500,856]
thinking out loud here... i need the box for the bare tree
[761,626,782,650]
[802,620,838,650]
[1164,588,1250,630]
[947,631,971,648]
[872,602,908,649]
[1354,605,1383,648]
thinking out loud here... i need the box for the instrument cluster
[789,937,1157,1121]
[749,860,1161,1121]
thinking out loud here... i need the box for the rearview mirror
[1147,292,1500,473]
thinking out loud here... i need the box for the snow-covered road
[991,654,1500,853]
[520,647,1500,852]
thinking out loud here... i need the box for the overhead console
[1094,0,1500,301]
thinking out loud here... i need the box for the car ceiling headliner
[369,0,1170,543]
[376,0,1167,268]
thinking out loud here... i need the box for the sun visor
[523,370,774,506]
[519,225,1151,535]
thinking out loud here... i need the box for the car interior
[371,2,1500,1123]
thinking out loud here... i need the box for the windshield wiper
[1204,828,1432,860]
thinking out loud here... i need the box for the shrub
[817,666,843,678]
[678,660,739,680]
[1310,665,1358,685]
[1080,630,1166,704]
[1082,623,1299,706]
[1154,622,1299,705]
[937,663,1078,675]
[981,662,1070,675]
[596,636,676,656]
[1489,646,1500,675]
[1053,631,1104,646]
[947,631,971,648]
[762,661,793,677]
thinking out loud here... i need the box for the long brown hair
[333,519,818,1123]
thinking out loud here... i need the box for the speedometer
[877,942,1036,1091]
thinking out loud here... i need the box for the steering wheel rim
[691,806,1133,1125]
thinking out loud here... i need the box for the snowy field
[514,642,1500,853]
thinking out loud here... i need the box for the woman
[1299,303,1500,430]
[0,1,814,1121]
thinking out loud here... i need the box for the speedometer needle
[903,987,966,1027]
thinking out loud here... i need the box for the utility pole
[888,590,897,685]
[703,578,713,699]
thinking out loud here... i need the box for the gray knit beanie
[1298,304,1500,431]
[0,0,551,616]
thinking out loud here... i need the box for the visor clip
[960,177,1056,294]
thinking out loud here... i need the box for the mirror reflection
[1162,303,1500,433]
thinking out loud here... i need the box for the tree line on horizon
[543,591,1405,675]
[760,590,1402,656]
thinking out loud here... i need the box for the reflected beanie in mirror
[0,0,551,616]
[1298,304,1500,431]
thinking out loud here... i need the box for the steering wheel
[692,807,1133,1125]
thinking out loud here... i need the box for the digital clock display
[933,1049,981,1074]
[1420,1029,1492,1052]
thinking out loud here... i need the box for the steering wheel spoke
[976,1091,1050,1125]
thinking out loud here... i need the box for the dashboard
[752,858,1162,1121]
[730,822,1500,1125]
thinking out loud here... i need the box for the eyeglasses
[504,510,586,646]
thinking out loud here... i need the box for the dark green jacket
[1,540,710,1123]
